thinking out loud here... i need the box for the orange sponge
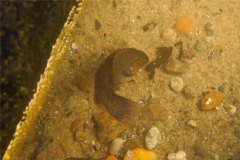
[175,17,193,34]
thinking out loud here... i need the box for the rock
[204,22,214,36]
[124,138,142,151]
[162,28,177,42]
[167,151,187,160]
[194,139,208,158]
[182,86,194,98]
[109,138,124,155]
[165,58,187,74]
[143,22,157,32]
[145,126,160,149]
[66,93,89,113]
[195,40,207,52]
[93,105,127,142]
[71,118,85,132]
[186,119,197,128]
[142,104,167,121]
[124,148,157,160]
[182,48,196,59]
[200,92,224,111]
[170,77,184,92]
[228,105,237,114]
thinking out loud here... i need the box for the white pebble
[176,151,186,160]
[186,119,197,128]
[109,138,124,155]
[145,126,160,149]
[229,105,237,114]
[167,151,187,160]
[170,77,184,92]
[167,153,176,160]
[71,43,78,50]
[162,28,177,42]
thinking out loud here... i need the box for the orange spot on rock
[175,17,193,34]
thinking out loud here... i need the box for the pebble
[170,77,184,92]
[167,151,187,160]
[194,139,208,158]
[195,40,207,52]
[109,138,124,155]
[162,28,177,42]
[145,126,160,149]
[186,119,197,128]
[67,93,89,113]
[204,22,214,36]
[124,148,157,160]
[71,118,85,132]
[93,106,126,142]
[182,86,194,98]
[200,92,224,111]
[142,104,167,121]
[182,48,197,59]
[165,58,187,74]
[228,105,237,114]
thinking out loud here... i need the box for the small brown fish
[94,48,149,126]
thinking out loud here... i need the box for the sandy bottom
[17,0,240,159]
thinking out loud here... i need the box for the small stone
[176,151,187,160]
[67,94,89,113]
[167,153,176,160]
[167,151,187,160]
[228,105,237,114]
[93,105,126,142]
[194,139,208,158]
[200,92,224,111]
[186,119,197,128]
[162,28,177,42]
[195,40,207,52]
[145,126,160,149]
[170,77,184,92]
[205,22,214,31]
[109,138,124,155]
[182,48,196,59]
[71,118,85,132]
[165,58,187,74]
[142,104,167,121]
[124,138,142,151]
[183,86,194,98]
[143,22,157,32]
[204,22,214,36]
